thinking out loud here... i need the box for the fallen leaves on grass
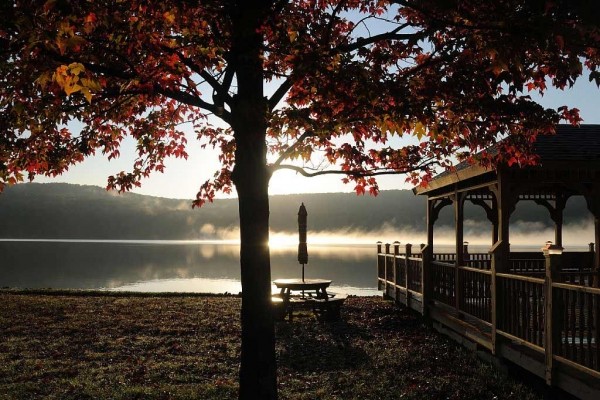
[0,293,541,400]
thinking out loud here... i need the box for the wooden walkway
[378,245,600,400]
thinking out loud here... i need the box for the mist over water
[272,218,594,251]
[0,240,379,295]
[0,217,593,294]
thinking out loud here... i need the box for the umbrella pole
[302,263,305,297]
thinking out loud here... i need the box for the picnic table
[272,278,346,321]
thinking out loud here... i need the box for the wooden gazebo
[377,124,600,399]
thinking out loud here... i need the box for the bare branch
[337,28,427,53]
[154,86,231,124]
[270,130,316,166]
[268,79,293,111]
[270,161,438,177]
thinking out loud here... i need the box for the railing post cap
[542,242,563,255]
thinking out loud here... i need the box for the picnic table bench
[271,278,347,321]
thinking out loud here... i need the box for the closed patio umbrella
[298,203,308,282]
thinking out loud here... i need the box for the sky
[34,73,599,201]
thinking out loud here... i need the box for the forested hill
[0,183,591,240]
[0,183,425,239]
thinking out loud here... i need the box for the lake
[0,240,381,296]
[3,239,583,296]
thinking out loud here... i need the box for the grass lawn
[0,292,541,399]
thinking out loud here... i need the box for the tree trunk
[234,157,277,400]
[229,1,278,399]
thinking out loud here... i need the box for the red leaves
[1,0,598,204]
[558,106,582,125]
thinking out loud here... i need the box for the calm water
[2,240,584,296]
[0,240,381,296]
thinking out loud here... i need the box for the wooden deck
[377,245,600,400]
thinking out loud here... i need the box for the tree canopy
[2,1,599,399]
[2,0,597,199]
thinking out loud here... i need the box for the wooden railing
[377,242,600,390]
[407,257,423,292]
[508,252,598,287]
[496,273,545,348]
[376,242,424,313]
[431,260,455,306]
[459,266,492,323]
[433,253,456,262]
[553,283,600,373]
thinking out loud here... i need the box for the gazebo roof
[534,124,600,161]
[414,124,600,195]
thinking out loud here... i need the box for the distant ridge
[0,183,423,239]
[0,183,590,240]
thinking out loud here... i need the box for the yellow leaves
[81,78,101,92]
[55,20,86,54]
[51,63,100,103]
[377,116,405,136]
[288,29,298,43]
[413,121,426,140]
[69,63,85,76]
[326,54,341,71]
[163,11,176,25]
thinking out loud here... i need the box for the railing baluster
[579,291,585,365]
[596,293,600,371]
[586,292,592,368]
[571,289,577,362]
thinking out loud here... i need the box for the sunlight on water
[269,230,391,248]
[107,278,379,297]
[108,278,243,294]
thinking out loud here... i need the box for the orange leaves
[163,11,176,25]
[50,63,101,103]
[83,13,97,34]
[412,121,427,140]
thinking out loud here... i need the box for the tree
[1,1,598,398]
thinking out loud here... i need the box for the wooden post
[454,192,465,313]
[490,240,504,355]
[421,243,432,318]
[492,171,513,274]
[589,243,596,286]
[543,243,563,386]
[405,243,412,300]
[489,172,514,355]
[377,241,383,290]
[385,243,391,296]
[592,215,600,287]
[584,192,599,287]
[393,241,401,290]
[491,196,499,245]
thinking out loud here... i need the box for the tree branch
[270,130,316,167]
[268,79,293,111]
[337,29,427,53]
[154,86,231,123]
[270,161,437,177]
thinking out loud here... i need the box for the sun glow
[268,230,388,249]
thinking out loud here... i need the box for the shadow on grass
[275,298,426,373]
[275,313,370,372]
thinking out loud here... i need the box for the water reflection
[0,241,379,295]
